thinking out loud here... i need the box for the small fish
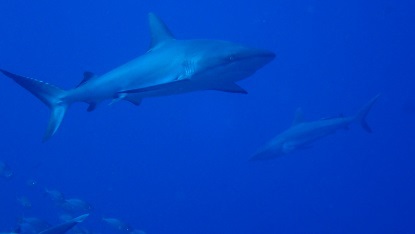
[26,179,38,187]
[16,196,32,209]
[0,161,13,179]
[44,188,65,204]
[60,198,91,213]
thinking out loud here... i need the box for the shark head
[188,40,275,82]
[148,13,275,85]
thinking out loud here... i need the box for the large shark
[251,95,380,160]
[0,13,274,141]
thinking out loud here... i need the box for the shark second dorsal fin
[292,108,304,126]
[77,71,96,88]
[148,13,175,49]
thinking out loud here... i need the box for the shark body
[251,95,380,160]
[1,13,274,141]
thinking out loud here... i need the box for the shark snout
[257,50,276,59]
[257,50,276,64]
[237,48,276,68]
[229,48,275,72]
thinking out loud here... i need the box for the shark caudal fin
[0,69,68,141]
[355,94,380,133]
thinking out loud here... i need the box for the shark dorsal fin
[292,108,304,126]
[76,71,96,88]
[148,13,175,49]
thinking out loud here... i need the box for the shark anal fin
[210,82,248,94]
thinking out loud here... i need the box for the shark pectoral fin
[124,96,142,106]
[210,82,248,94]
[87,103,97,112]
[118,79,191,94]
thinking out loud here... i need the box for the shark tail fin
[355,94,380,133]
[0,69,69,141]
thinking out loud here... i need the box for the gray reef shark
[0,13,274,141]
[251,95,380,160]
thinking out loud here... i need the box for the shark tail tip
[0,69,69,140]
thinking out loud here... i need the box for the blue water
[1,0,414,233]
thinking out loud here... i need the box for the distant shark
[251,95,380,160]
[0,13,274,141]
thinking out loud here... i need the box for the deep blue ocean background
[1,0,414,233]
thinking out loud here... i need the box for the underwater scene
[0,0,414,233]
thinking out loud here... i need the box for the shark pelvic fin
[124,95,142,106]
[0,69,69,141]
[210,82,248,94]
[148,13,175,49]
